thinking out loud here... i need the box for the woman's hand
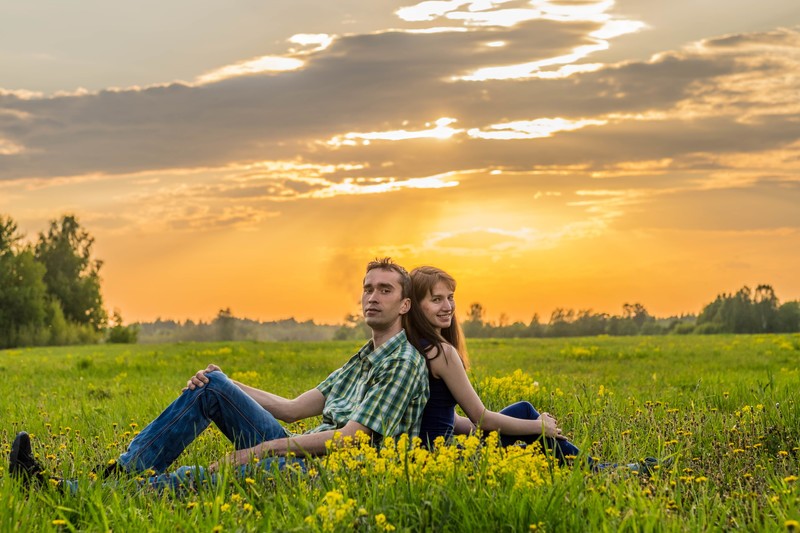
[182,364,222,392]
[540,412,566,440]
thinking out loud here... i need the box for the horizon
[2,1,799,325]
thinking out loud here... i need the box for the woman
[404,266,581,463]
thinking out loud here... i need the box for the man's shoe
[99,459,127,478]
[9,432,46,484]
[637,456,673,476]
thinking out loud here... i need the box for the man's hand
[540,412,566,440]
[182,364,222,392]
[208,447,255,474]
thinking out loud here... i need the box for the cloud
[0,5,798,247]
[195,56,306,84]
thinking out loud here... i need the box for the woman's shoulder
[428,342,464,371]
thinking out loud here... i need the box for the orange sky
[1,1,799,325]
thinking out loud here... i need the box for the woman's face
[420,280,455,332]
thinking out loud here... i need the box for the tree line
[453,285,800,339]
[3,212,799,347]
[137,309,339,343]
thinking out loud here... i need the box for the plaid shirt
[311,330,429,439]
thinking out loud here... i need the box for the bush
[672,322,696,335]
[107,323,139,344]
[694,322,724,335]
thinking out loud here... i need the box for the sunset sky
[1,1,799,325]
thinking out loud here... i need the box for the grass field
[1,335,798,531]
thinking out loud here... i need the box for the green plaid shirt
[311,330,429,439]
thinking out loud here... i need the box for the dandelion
[243,503,254,512]
[786,520,800,531]
[778,451,789,457]
[375,514,396,531]
[52,520,67,526]
[245,477,255,485]
[784,475,798,483]
[186,502,198,510]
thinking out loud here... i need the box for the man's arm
[232,383,326,423]
[209,420,372,472]
[185,364,325,422]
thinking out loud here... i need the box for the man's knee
[192,370,230,394]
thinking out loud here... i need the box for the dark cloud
[1,22,798,183]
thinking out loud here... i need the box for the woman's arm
[431,345,563,438]
[453,414,475,435]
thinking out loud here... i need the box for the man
[10,258,429,487]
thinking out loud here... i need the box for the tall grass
[1,335,798,531]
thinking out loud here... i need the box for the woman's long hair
[404,266,470,370]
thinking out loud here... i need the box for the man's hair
[365,257,412,299]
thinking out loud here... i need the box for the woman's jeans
[499,401,580,464]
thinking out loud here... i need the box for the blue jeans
[499,401,580,464]
[118,371,290,474]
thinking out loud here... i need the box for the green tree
[214,307,236,341]
[333,313,371,340]
[573,309,608,336]
[0,215,49,348]
[526,313,545,337]
[106,309,139,344]
[777,301,800,332]
[34,215,107,331]
[622,302,653,330]
[547,308,575,337]
[462,302,486,337]
[753,284,779,332]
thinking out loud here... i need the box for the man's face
[361,268,410,331]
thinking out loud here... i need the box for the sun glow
[196,56,305,84]
[468,117,606,139]
[289,33,335,53]
[327,118,463,146]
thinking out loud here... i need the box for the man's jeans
[499,401,581,463]
[118,371,290,474]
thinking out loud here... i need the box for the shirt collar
[357,330,407,366]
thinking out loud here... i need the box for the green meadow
[1,335,798,532]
